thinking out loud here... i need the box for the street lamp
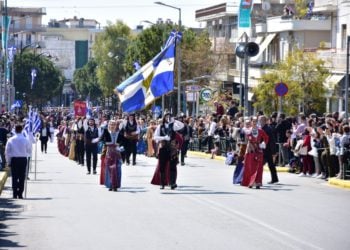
[235,34,259,117]
[345,36,350,120]
[140,20,155,25]
[20,43,41,55]
[154,1,182,116]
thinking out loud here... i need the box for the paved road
[1,141,349,250]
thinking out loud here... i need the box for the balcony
[316,49,347,72]
[263,16,331,34]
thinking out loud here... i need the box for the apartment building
[196,1,349,115]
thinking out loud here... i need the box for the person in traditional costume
[137,117,147,155]
[151,114,183,189]
[57,120,68,156]
[99,120,124,191]
[232,119,250,184]
[122,113,140,165]
[146,120,157,157]
[241,117,269,189]
[84,118,99,174]
[75,117,85,166]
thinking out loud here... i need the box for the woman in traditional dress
[241,117,269,189]
[67,121,76,161]
[232,119,250,184]
[146,120,156,157]
[57,120,68,156]
[100,120,123,191]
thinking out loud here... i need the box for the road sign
[275,82,288,96]
[13,100,22,108]
[186,85,201,92]
[200,88,213,102]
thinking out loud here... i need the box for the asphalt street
[0,140,349,250]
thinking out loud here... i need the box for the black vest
[160,124,169,137]
[125,121,137,133]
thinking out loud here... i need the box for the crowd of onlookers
[1,101,350,182]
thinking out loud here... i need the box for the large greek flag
[115,31,179,113]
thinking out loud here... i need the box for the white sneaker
[298,173,306,177]
[316,174,324,179]
[311,173,318,178]
[306,173,313,177]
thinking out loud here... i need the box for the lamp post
[345,36,350,120]
[155,1,182,116]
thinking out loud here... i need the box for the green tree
[93,20,131,96]
[181,29,215,81]
[73,59,102,101]
[253,48,329,116]
[124,23,174,74]
[294,0,308,19]
[14,52,64,107]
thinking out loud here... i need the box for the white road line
[186,195,323,250]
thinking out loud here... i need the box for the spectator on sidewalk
[5,124,31,199]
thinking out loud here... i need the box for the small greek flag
[31,68,37,89]
[24,108,41,136]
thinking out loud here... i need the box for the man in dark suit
[39,120,51,153]
[275,113,292,166]
[259,115,279,184]
[179,117,193,166]
[84,118,99,174]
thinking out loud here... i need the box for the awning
[323,74,344,89]
[250,33,276,63]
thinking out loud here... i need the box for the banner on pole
[74,100,87,117]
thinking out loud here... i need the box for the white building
[196,1,349,115]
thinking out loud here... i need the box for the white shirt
[207,121,217,136]
[153,124,169,143]
[5,132,31,163]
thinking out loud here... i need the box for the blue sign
[275,82,289,96]
[152,105,162,114]
[13,100,23,108]
[239,0,252,28]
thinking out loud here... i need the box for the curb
[187,151,289,172]
[0,167,9,196]
[328,177,350,189]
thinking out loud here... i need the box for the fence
[189,136,236,156]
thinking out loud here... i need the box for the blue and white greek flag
[115,31,180,113]
[86,97,92,118]
[31,68,37,89]
[24,108,41,136]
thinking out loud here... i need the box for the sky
[9,0,224,28]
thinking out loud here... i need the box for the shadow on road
[261,184,295,191]
[117,187,148,193]
[0,197,27,249]
[160,186,243,195]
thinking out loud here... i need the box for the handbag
[298,146,308,156]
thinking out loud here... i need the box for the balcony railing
[262,15,331,33]
[315,49,347,72]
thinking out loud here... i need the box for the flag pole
[34,133,39,180]
[24,157,30,198]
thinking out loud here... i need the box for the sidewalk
[188,150,350,189]
[188,150,289,172]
